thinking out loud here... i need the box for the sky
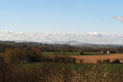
[0,0,123,34]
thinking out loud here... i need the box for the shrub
[112,59,120,64]
[3,48,23,64]
[102,59,111,64]
[97,60,102,63]
[0,56,12,82]
[53,56,76,63]
[80,59,83,63]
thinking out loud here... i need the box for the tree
[3,48,23,64]
[26,47,41,62]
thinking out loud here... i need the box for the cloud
[0,30,122,44]
[88,32,99,35]
[113,16,123,22]
[87,32,102,36]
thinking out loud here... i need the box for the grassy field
[83,52,103,55]
[23,62,93,69]
[23,62,123,73]
[42,52,81,56]
[42,51,105,56]
[22,62,123,82]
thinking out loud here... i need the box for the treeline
[1,47,121,64]
[1,47,75,64]
[0,41,123,53]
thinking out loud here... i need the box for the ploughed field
[71,54,123,63]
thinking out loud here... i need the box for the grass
[41,51,106,56]
[23,62,94,74]
[23,62,93,69]
[42,52,81,56]
[107,64,123,72]
[23,62,43,68]
[83,52,103,55]
[23,62,123,74]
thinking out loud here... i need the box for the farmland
[0,41,123,82]
[42,52,81,56]
[40,51,123,64]
[71,54,123,63]
[23,62,123,72]
[41,51,105,56]
[22,62,123,82]
[23,62,123,78]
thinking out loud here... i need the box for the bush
[53,56,76,63]
[102,59,111,64]
[3,48,23,64]
[80,59,83,63]
[97,60,102,63]
[0,56,12,82]
[112,59,120,64]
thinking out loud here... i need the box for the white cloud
[113,16,123,22]
[87,32,102,36]
[88,32,99,35]
[0,30,122,44]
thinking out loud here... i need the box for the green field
[42,52,81,56]
[83,52,103,55]
[23,62,93,69]
[41,52,105,56]
[23,62,123,74]
[23,62,96,74]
